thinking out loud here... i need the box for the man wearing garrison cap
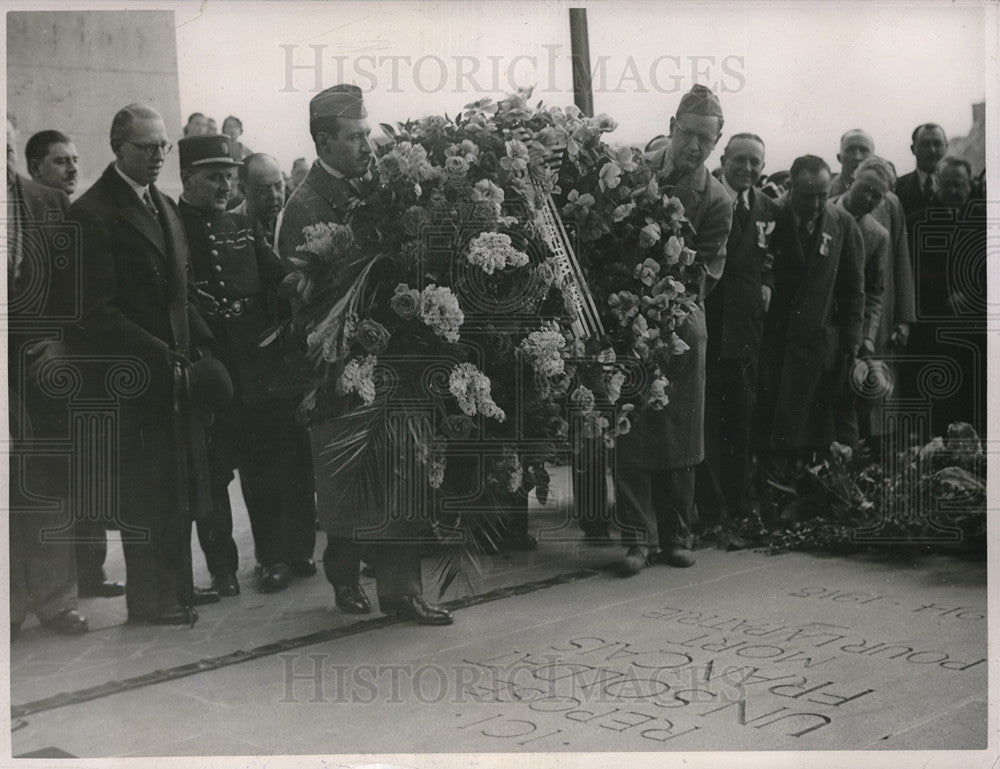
[278,85,453,626]
[615,84,733,575]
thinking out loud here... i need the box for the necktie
[734,195,749,232]
[143,188,159,219]
[799,219,813,248]
[922,174,934,201]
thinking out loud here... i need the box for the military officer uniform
[178,135,317,593]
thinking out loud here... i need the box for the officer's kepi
[178,134,243,170]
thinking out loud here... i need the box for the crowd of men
[7,83,986,637]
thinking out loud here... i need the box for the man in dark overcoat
[615,85,733,573]
[698,132,776,524]
[278,85,452,625]
[67,104,224,625]
[756,155,865,468]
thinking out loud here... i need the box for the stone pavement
[7,467,990,764]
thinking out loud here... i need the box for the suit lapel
[151,185,190,355]
[107,166,169,259]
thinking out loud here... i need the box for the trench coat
[615,150,733,470]
[759,197,866,451]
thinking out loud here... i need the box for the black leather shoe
[334,584,372,614]
[129,606,198,626]
[289,558,317,578]
[379,594,454,625]
[78,580,126,598]
[360,562,376,579]
[211,573,240,597]
[42,609,88,635]
[192,586,221,605]
[258,563,292,593]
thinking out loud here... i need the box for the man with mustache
[278,84,453,625]
[178,134,317,596]
[24,127,127,599]
[25,130,79,197]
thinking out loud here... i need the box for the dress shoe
[257,563,292,593]
[621,545,653,576]
[334,584,372,614]
[211,573,240,597]
[360,562,377,579]
[41,608,88,636]
[289,558,317,578]
[379,594,454,625]
[78,580,126,598]
[129,606,198,626]
[191,586,221,605]
[660,546,696,568]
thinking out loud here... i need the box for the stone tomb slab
[10,550,987,757]
[267,550,987,753]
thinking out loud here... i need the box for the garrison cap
[676,84,724,119]
[310,84,367,123]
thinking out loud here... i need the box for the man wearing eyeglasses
[67,103,227,626]
[616,84,733,575]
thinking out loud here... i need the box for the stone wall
[7,10,183,198]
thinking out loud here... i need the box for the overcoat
[67,163,215,613]
[615,149,733,469]
[761,197,866,451]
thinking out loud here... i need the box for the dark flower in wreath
[549,371,573,397]
[355,319,391,354]
[391,283,422,319]
[445,155,471,177]
[485,331,513,358]
[401,205,431,237]
[440,413,476,440]
[549,416,569,438]
[470,201,501,223]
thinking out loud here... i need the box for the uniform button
[218,280,226,287]
[211,249,219,256]
[208,235,216,242]
[214,264,222,272]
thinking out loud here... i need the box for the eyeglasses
[674,125,719,148]
[125,140,173,157]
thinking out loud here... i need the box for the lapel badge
[756,220,775,248]
[819,232,833,256]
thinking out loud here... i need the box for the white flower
[519,324,567,378]
[297,222,355,262]
[465,231,531,275]
[337,355,377,405]
[419,284,464,342]
[448,362,506,421]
